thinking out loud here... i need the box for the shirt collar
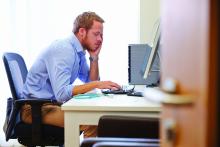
[68,33,86,56]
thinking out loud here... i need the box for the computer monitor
[140,24,160,86]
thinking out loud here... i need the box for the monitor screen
[140,24,160,82]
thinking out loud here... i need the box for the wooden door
[160,0,218,146]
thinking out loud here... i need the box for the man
[21,11,121,137]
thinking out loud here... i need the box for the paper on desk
[143,88,164,103]
[86,88,102,94]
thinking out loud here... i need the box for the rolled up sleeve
[45,45,77,102]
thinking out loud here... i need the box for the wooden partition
[160,0,218,146]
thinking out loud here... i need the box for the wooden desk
[61,93,161,147]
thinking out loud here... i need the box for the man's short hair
[73,11,104,34]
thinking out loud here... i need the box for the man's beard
[82,36,92,51]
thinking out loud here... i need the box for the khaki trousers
[20,103,97,138]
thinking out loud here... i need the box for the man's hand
[96,81,121,90]
[73,81,121,95]
[88,43,102,57]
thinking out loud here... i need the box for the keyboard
[127,91,143,97]
[101,85,135,94]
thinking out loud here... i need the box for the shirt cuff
[67,84,75,97]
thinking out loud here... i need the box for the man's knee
[21,104,32,124]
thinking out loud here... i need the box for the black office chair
[81,137,159,147]
[80,115,160,147]
[97,115,159,138]
[2,52,64,147]
[92,142,159,147]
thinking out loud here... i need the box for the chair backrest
[2,52,28,140]
[3,52,28,100]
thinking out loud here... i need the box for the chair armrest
[5,98,57,141]
[15,98,58,106]
[97,115,159,139]
[81,137,159,147]
[15,98,59,144]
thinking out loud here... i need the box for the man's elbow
[55,89,72,103]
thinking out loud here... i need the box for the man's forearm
[89,57,99,81]
[72,81,99,95]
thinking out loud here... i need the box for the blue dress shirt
[22,34,90,103]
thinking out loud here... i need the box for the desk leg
[64,112,80,147]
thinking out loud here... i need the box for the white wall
[140,0,160,44]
